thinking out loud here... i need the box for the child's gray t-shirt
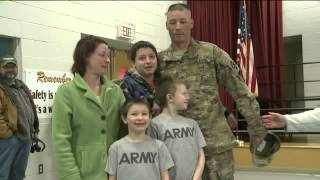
[105,135,174,180]
[148,114,207,180]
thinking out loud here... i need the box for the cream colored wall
[283,1,320,108]
[0,1,178,72]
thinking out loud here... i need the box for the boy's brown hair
[155,75,189,108]
[121,98,151,119]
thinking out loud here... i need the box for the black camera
[30,136,46,153]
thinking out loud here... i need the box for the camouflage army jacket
[159,39,267,153]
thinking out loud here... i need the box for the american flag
[237,0,258,96]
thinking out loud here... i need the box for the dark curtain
[187,0,285,109]
[247,0,285,108]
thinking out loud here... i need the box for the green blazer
[52,74,125,180]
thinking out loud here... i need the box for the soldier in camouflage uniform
[159,3,267,180]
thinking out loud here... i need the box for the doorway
[284,35,304,108]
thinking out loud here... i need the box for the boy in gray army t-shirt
[105,98,174,180]
[148,76,207,180]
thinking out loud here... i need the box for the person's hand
[226,113,237,130]
[262,112,286,129]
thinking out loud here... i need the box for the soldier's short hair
[156,75,189,108]
[167,3,191,13]
[121,98,151,118]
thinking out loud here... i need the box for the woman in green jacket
[52,36,125,180]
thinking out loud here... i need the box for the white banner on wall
[24,69,73,119]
